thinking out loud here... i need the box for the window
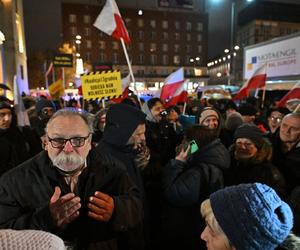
[173,55,180,64]
[150,43,156,52]
[138,19,144,27]
[198,45,202,53]
[99,41,105,49]
[150,20,156,28]
[186,22,192,31]
[162,44,168,52]
[85,52,91,62]
[113,53,118,64]
[150,54,157,65]
[69,14,76,23]
[162,55,168,65]
[138,54,144,64]
[150,31,156,40]
[175,21,180,30]
[84,27,91,36]
[163,32,168,40]
[197,22,203,31]
[112,42,119,50]
[186,56,191,64]
[100,53,106,63]
[138,43,144,51]
[83,15,90,24]
[162,20,168,29]
[174,44,180,53]
[186,45,191,53]
[138,30,144,39]
[175,33,180,40]
[70,26,77,35]
[197,34,202,42]
[186,33,191,41]
[86,40,92,49]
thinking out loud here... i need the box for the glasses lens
[51,138,66,148]
[70,137,85,147]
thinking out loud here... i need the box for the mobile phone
[190,140,199,154]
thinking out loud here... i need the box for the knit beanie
[234,123,264,148]
[198,107,220,125]
[225,112,243,132]
[238,103,257,116]
[210,183,293,250]
[35,99,55,114]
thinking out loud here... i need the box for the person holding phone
[161,125,230,250]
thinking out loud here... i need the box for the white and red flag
[164,80,188,108]
[93,0,130,44]
[111,74,131,103]
[234,64,267,100]
[277,82,300,108]
[160,67,185,101]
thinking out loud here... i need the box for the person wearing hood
[0,96,41,176]
[161,125,230,250]
[95,103,149,250]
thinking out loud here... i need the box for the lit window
[173,55,180,64]
[174,44,180,53]
[112,42,119,50]
[138,19,144,27]
[69,14,76,23]
[150,54,157,65]
[175,21,180,30]
[150,43,156,52]
[162,44,168,52]
[86,40,92,49]
[175,33,180,40]
[99,41,105,49]
[139,43,144,51]
[197,22,203,31]
[162,20,168,29]
[113,53,118,64]
[138,54,144,64]
[150,20,156,28]
[83,15,90,24]
[186,22,192,31]
[163,32,168,40]
[197,34,202,42]
[198,45,202,53]
[186,33,191,41]
[70,27,77,35]
[100,53,106,63]
[85,27,91,36]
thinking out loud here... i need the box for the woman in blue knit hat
[200,183,294,250]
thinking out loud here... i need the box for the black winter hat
[234,123,264,148]
[35,99,55,114]
[0,96,12,110]
[103,103,146,146]
[238,103,257,116]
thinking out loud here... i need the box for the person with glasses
[0,108,143,250]
[225,123,286,198]
[266,108,289,135]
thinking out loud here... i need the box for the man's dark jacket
[0,150,142,250]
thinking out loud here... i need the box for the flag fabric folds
[234,64,267,100]
[111,74,131,103]
[13,75,30,126]
[277,82,300,108]
[164,80,188,108]
[93,0,130,44]
[160,67,185,101]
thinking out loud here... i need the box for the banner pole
[182,102,187,115]
[261,85,266,109]
[120,38,141,107]
[294,102,300,113]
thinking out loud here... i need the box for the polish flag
[111,74,131,103]
[164,80,188,108]
[93,0,130,44]
[277,82,300,108]
[234,64,267,100]
[160,67,185,101]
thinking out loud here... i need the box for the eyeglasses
[270,116,282,123]
[47,133,91,148]
[235,141,255,149]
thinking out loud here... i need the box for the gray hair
[45,108,94,134]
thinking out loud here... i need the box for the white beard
[52,152,85,173]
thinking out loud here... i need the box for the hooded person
[196,107,222,136]
[0,96,41,176]
[95,103,148,250]
[200,183,293,250]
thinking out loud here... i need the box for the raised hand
[88,191,114,222]
[49,186,81,228]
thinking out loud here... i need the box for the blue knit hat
[210,183,293,250]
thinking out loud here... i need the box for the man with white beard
[0,108,143,250]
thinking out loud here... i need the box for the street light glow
[224,49,229,53]
[218,59,222,62]
[138,9,143,16]
[75,40,81,44]
[75,35,81,40]
[223,57,226,61]
[215,60,218,64]
[195,57,200,61]
[234,45,240,50]
[190,58,194,63]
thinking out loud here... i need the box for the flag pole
[261,85,266,109]
[182,102,187,115]
[120,38,142,107]
[102,99,106,109]
[294,102,300,113]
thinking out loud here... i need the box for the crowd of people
[0,93,299,250]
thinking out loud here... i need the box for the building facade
[61,2,208,88]
[0,0,29,98]
[207,0,300,86]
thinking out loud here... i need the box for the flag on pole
[164,79,188,108]
[111,74,131,103]
[93,0,131,44]
[234,64,267,100]
[13,75,30,126]
[277,81,300,108]
[160,67,185,101]
[48,79,64,100]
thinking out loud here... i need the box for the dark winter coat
[0,150,142,250]
[271,133,300,193]
[226,145,287,198]
[0,126,41,176]
[161,139,230,250]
